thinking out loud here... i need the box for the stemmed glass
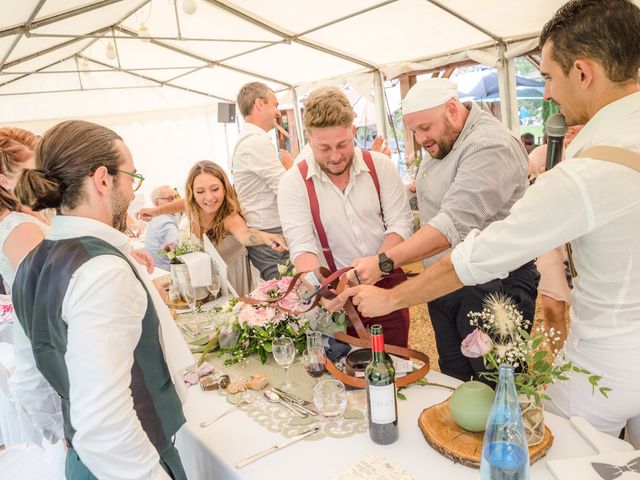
[306,330,323,349]
[272,337,296,390]
[302,346,327,383]
[206,261,221,300]
[177,270,197,314]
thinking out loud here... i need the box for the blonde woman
[184,161,286,296]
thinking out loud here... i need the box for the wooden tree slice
[418,399,554,468]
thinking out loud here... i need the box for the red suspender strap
[297,160,338,272]
[361,150,385,226]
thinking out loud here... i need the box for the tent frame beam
[426,0,503,43]
[0,0,47,70]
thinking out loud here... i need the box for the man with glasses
[144,185,180,270]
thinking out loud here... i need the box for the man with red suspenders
[277,87,413,347]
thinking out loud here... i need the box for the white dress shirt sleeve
[451,161,591,286]
[64,255,170,480]
[246,135,286,195]
[10,318,64,443]
[373,153,413,240]
[277,169,321,263]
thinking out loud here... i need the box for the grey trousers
[246,226,290,280]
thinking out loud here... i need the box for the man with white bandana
[351,77,539,381]
[345,0,640,447]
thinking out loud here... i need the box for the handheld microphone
[545,113,568,171]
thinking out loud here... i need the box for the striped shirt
[416,102,529,266]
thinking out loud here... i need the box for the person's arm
[224,213,287,251]
[343,162,591,316]
[65,257,170,479]
[252,137,287,194]
[137,199,185,222]
[3,222,44,270]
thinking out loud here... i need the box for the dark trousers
[246,226,290,280]
[65,442,187,480]
[427,261,540,382]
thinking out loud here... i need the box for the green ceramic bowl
[449,381,495,432]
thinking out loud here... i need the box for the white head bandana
[402,78,459,115]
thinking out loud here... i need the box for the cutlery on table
[263,390,307,417]
[271,389,317,416]
[200,399,250,427]
[235,426,321,469]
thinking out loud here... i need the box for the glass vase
[518,394,545,446]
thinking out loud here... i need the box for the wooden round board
[418,399,553,468]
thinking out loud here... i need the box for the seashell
[226,380,247,394]
[244,374,269,391]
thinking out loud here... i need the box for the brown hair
[0,186,19,212]
[540,0,640,82]
[184,160,241,244]
[236,82,271,118]
[15,120,123,211]
[303,87,355,132]
[0,127,39,178]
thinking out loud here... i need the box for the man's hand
[136,207,158,222]
[340,285,394,317]
[280,149,293,170]
[408,180,417,193]
[320,290,348,313]
[351,255,383,285]
[131,249,154,274]
[371,135,392,157]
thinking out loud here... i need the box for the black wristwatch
[378,253,395,274]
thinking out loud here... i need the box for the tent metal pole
[426,0,502,43]
[0,85,165,97]
[27,33,274,43]
[0,0,47,69]
[290,87,304,152]
[78,55,234,102]
[202,0,377,70]
[496,44,519,133]
[73,55,84,90]
[114,26,291,87]
[0,0,123,39]
[5,66,206,74]
[373,70,389,140]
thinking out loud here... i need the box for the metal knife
[235,426,321,469]
[273,389,318,416]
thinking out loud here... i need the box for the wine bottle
[480,364,530,480]
[365,324,398,444]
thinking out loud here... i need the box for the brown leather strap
[297,160,338,271]
[361,150,385,226]
[565,145,640,278]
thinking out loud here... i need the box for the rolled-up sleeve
[429,141,526,247]
[451,164,591,286]
[277,169,321,263]
[374,153,413,240]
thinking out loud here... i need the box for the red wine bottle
[365,324,398,444]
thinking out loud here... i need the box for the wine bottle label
[369,384,396,424]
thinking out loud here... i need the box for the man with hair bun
[277,87,413,346]
[13,120,190,479]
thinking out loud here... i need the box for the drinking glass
[167,279,180,304]
[306,330,323,350]
[177,269,197,313]
[272,337,296,390]
[302,346,326,383]
[206,261,221,299]
[313,380,347,417]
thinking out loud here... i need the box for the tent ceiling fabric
[0,0,619,124]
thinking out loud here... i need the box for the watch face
[379,254,394,273]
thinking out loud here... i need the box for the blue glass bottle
[480,364,530,480]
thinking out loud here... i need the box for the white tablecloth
[175,357,632,480]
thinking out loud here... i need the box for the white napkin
[178,252,212,288]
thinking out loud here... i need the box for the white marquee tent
[0,0,581,199]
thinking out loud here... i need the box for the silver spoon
[263,390,307,417]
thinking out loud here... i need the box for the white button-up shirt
[231,122,285,230]
[452,91,640,350]
[278,148,413,269]
[12,215,193,480]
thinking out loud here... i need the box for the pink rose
[461,329,493,358]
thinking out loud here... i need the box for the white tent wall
[10,102,240,208]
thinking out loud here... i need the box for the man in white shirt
[232,82,292,280]
[13,120,190,479]
[144,185,179,270]
[278,87,413,346]
[344,0,640,446]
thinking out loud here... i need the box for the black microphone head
[545,113,568,138]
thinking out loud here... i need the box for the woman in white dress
[184,161,287,296]
[0,128,63,450]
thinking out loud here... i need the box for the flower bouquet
[461,293,610,444]
[195,277,313,366]
[160,233,202,264]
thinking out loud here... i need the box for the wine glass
[302,346,326,384]
[272,337,296,390]
[313,380,347,417]
[306,330,323,350]
[206,263,221,300]
[177,270,197,313]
